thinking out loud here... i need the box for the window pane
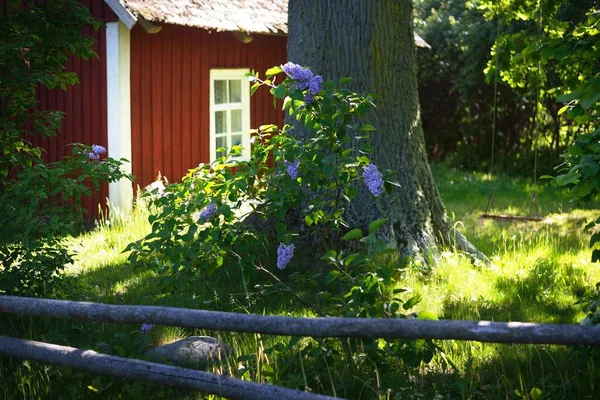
[214,80,228,104]
[231,109,242,132]
[229,80,242,103]
[216,136,227,158]
[231,134,242,148]
[215,111,227,134]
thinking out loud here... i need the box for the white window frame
[209,69,251,162]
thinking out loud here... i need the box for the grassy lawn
[1,164,599,399]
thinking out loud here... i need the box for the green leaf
[276,221,287,236]
[265,66,283,77]
[572,180,591,198]
[282,96,292,111]
[417,311,438,320]
[325,270,340,285]
[359,124,377,132]
[320,250,337,261]
[273,84,286,99]
[590,232,600,248]
[592,249,600,263]
[304,214,313,226]
[403,294,422,310]
[555,172,580,186]
[341,228,363,241]
[368,218,388,233]
[529,387,543,400]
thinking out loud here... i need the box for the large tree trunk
[288,0,487,262]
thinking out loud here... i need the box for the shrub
[0,1,131,296]
[127,63,438,372]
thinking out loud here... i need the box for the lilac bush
[129,62,396,291]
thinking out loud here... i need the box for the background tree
[287,0,485,261]
[415,0,597,176]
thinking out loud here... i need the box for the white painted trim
[209,69,251,163]
[104,0,137,30]
[106,21,133,211]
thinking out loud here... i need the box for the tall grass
[1,165,599,399]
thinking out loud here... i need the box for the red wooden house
[33,0,429,216]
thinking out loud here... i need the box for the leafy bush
[416,0,598,176]
[127,63,438,370]
[127,64,390,284]
[550,9,600,255]
[0,1,131,296]
[0,144,130,296]
[547,9,600,324]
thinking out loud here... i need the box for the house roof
[105,0,431,48]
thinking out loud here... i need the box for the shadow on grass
[68,245,324,318]
[407,342,600,400]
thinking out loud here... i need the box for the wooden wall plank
[130,25,287,189]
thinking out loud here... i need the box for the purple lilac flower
[140,323,154,334]
[277,243,295,270]
[309,75,323,95]
[282,62,313,90]
[362,164,383,197]
[92,144,107,155]
[304,92,315,105]
[285,159,300,180]
[88,151,100,160]
[199,203,218,221]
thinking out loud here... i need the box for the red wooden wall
[130,25,287,189]
[30,1,117,219]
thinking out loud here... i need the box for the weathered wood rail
[0,335,335,400]
[2,295,600,346]
[2,295,600,400]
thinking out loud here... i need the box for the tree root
[451,229,492,266]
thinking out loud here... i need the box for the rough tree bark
[287,0,487,262]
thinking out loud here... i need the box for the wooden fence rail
[2,295,600,346]
[0,335,336,400]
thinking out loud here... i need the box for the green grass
[2,164,600,399]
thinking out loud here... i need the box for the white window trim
[209,69,251,163]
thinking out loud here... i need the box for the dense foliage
[416,0,598,176]
[0,1,130,296]
[127,64,439,371]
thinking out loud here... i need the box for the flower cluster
[88,144,106,161]
[277,243,295,269]
[282,62,323,103]
[92,144,107,155]
[199,203,218,221]
[363,164,383,197]
[285,159,300,180]
[140,323,154,334]
[309,75,323,95]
